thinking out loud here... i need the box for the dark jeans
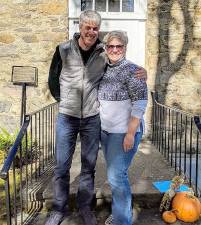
[53,113,101,213]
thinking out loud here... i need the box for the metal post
[5,174,12,225]
[20,83,27,126]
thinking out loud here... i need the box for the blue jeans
[53,113,101,213]
[101,126,143,225]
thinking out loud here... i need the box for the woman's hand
[135,67,147,80]
[123,133,135,152]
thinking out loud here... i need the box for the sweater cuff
[131,100,147,119]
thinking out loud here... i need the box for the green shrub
[0,128,18,154]
[0,150,5,165]
[0,127,35,219]
[0,127,34,166]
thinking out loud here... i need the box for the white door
[68,0,147,66]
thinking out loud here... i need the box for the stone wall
[0,0,68,131]
[146,0,201,115]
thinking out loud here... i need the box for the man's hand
[123,133,135,152]
[135,67,147,80]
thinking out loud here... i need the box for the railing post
[151,91,155,143]
[194,116,201,132]
[5,174,12,225]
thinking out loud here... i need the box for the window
[109,0,120,12]
[81,0,93,11]
[81,0,134,12]
[95,0,106,11]
[122,0,134,12]
[98,31,108,42]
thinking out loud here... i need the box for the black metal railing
[151,92,201,196]
[0,102,58,225]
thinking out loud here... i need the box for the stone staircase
[28,139,190,225]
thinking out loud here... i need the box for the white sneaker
[105,214,113,225]
[105,209,138,225]
[132,208,138,223]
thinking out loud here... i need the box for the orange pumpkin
[200,202,201,215]
[172,192,201,223]
[162,211,177,224]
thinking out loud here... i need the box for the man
[45,10,147,225]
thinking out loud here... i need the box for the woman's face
[105,37,126,64]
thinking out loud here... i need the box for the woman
[98,31,148,225]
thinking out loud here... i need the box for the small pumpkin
[172,192,201,223]
[162,210,177,224]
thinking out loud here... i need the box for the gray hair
[79,10,102,27]
[103,30,128,46]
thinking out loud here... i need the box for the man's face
[79,20,100,48]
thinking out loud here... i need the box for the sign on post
[11,66,38,87]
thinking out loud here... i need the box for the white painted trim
[106,0,109,12]
[68,0,147,18]
[69,18,146,22]
[120,0,122,13]
[69,13,147,21]
[92,0,95,10]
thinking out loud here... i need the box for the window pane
[98,31,108,42]
[81,0,93,11]
[109,0,120,12]
[95,0,106,11]
[122,0,134,12]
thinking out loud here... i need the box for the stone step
[30,207,187,225]
[39,139,177,210]
[28,139,190,225]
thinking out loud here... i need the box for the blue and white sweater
[98,58,148,133]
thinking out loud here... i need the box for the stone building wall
[146,0,201,115]
[0,0,68,130]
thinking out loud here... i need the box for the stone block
[0,34,15,44]
[0,101,12,113]
[14,28,32,32]
[38,2,66,15]
[52,28,67,33]
[190,57,201,83]
[0,115,19,131]
[194,26,201,38]
[22,35,39,43]
[0,45,18,57]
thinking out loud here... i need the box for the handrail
[151,91,201,134]
[0,102,58,180]
[151,91,199,117]
[0,102,58,225]
[27,102,58,116]
[151,91,201,196]
[0,115,30,180]
[194,116,201,133]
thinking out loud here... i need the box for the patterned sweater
[98,58,148,133]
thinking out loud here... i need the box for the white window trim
[69,0,147,20]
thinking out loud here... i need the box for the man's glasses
[106,45,124,51]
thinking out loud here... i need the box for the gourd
[162,210,177,224]
[172,192,201,223]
